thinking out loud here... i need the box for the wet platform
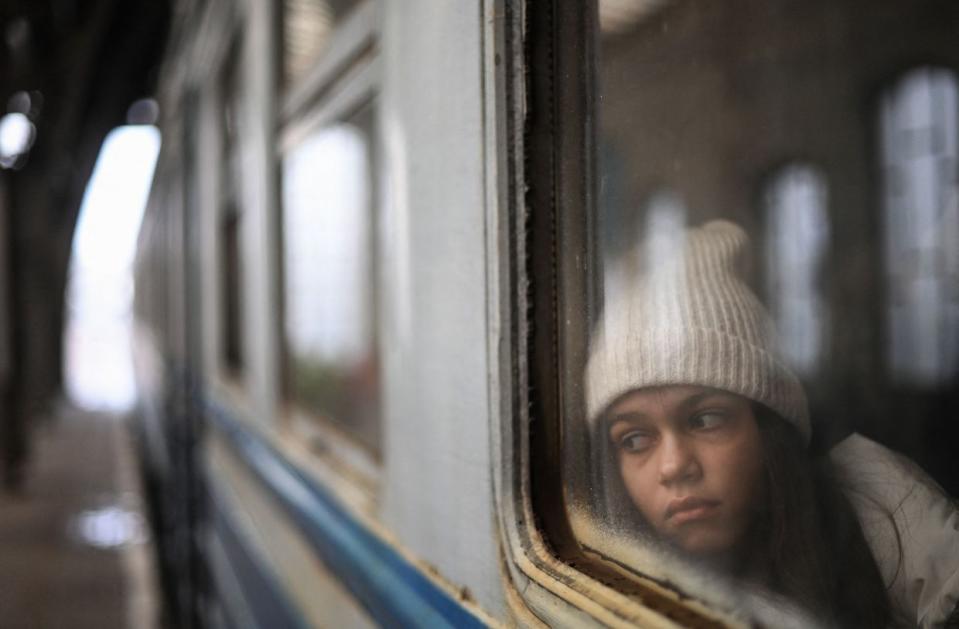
[0,404,162,629]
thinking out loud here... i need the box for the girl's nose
[658,435,700,485]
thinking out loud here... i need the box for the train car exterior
[133,1,959,627]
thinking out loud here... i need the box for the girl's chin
[669,529,740,561]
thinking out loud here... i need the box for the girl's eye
[618,430,654,453]
[689,412,727,431]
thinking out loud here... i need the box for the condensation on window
[880,67,959,387]
[763,165,829,376]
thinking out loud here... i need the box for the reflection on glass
[643,191,687,274]
[599,0,672,34]
[764,165,829,375]
[881,67,959,387]
[581,2,959,627]
[284,126,370,364]
[284,0,333,85]
[602,190,686,329]
[282,107,379,451]
[283,0,361,86]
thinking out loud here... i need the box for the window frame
[496,1,758,625]
[275,3,382,504]
[196,2,249,400]
[217,32,247,381]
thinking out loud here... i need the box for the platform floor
[0,405,162,629]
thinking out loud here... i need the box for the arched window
[763,164,830,375]
[880,67,959,387]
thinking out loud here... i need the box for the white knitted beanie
[585,220,810,443]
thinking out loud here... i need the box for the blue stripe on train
[206,402,488,629]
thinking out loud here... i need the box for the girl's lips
[665,496,720,524]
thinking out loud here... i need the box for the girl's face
[607,385,765,559]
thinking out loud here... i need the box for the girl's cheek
[621,460,658,511]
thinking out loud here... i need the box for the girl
[585,221,958,627]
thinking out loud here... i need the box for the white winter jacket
[831,434,959,628]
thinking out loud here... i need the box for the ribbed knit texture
[586,220,810,443]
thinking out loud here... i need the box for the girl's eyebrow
[677,391,732,412]
[608,411,648,426]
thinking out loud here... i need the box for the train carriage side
[132,1,959,628]
[133,1,523,626]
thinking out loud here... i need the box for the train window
[282,0,363,87]
[220,208,243,374]
[219,40,245,377]
[557,1,959,626]
[280,101,380,454]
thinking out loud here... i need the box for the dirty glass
[573,1,959,626]
[281,103,379,452]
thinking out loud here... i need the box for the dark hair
[595,401,893,627]
[750,403,891,628]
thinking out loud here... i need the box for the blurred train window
[565,1,959,626]
[219,40,244,376]
[220,208,243,373]
[281,102,379,453]
[282,0,363,87]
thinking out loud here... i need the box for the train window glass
[219,40,244,377]
[567,2,959,626]
[220,208,243,373]
[281,101,379,453]
[282,0,362,87]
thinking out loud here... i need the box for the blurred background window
[281,102,379,452]
[220,40,244,376]
[880,67,959,387]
